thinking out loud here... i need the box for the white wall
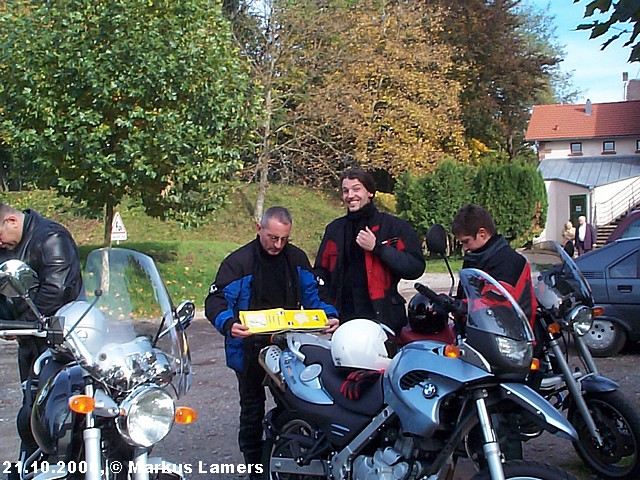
[594,177,640,224]
[539,138,640,159]
[538,181,590,243]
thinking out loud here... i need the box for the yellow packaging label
[239,308,329,333]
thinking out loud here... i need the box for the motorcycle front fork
[546,334,604,446]
[474,389,506,480]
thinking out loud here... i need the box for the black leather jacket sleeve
[23,232,83,320]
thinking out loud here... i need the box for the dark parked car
[575,238,640,356]
[607,210,640,243]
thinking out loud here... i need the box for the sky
[528,0,640,104]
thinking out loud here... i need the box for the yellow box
[239,308,329,334]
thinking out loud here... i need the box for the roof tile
[525,100,640,141]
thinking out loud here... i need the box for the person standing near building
[574,215,596,256]
[205,206,338,477]
[561,220,576,251]
[314,169,425,334]
[0,203,83,477]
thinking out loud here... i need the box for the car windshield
[521,241,593,318]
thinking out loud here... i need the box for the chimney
[585,99,592,116]
[627,79,640,101]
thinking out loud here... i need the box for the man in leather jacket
[451,203,537,461]
[0,203,82,473]
[315,169,425,333]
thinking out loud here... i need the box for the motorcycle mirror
[157,300,195,340]
[426,224,448,256]
[0,259,38,298]
[176,300,195,330]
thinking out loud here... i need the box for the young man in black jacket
[315,169,425,333]
[205,206,338,477]
[451,203,537,461]
[0,203,83,475]
[451,203,536,327]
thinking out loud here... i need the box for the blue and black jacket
[205,238,338,372]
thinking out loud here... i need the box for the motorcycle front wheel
[263,415,327,480]
[471,460,578,479]
[570,390,640,479]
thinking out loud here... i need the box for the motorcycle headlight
[568,306,593,336]
[116,386,175,447]
[494,336,532,367]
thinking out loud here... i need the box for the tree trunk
[103,202,114,247]
[254,86,273,224]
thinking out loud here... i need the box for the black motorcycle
[521,240,640,480]
[0,248,196,480]
[403,226,640,479]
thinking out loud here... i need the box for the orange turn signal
[69,395,96,414]
[530,358,540,371]
[547,323,561,334]
[175,406,198,424]
[592,307,605,318]
[444,345,461,358]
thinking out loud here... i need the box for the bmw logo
[422,382,438,399]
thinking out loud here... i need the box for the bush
[396,160,547,246]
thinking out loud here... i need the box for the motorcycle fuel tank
[31,364,85,456]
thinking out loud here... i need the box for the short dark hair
[260,206,292,228]
[0,203,20,222]
[339,169,376,196]
[451,204,497,237]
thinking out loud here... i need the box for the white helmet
[331,319,391,371]
[56,301,108,354]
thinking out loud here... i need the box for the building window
[603,141,616,154]
[570,142,582,155]
[636,139,640,152]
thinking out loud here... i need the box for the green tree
[396,160,547,246]
[574,0,640,62]
[429,0,561,160]
[0,0,259,244]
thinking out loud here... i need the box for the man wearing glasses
[205,206,338,478]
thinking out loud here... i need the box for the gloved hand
[340,369,381,400]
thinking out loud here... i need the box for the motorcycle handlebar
[0,320,40,330]
[414,283,461,314]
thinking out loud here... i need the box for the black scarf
[462,234,509,270]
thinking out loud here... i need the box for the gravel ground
[1,273,639,479]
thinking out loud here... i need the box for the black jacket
[460,234,537,326]
[204,238,338,371]
[0,209,82,321]
[314,205,425,332]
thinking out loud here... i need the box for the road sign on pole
[111,212,128,242]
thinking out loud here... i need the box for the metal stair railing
[594,177,640,227]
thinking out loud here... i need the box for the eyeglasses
[266,234,290,243]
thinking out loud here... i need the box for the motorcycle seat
[300,345,384,417]
[397,324,456,346]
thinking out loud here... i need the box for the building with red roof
[525,99,640,244]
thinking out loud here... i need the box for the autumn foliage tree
[287,1,468,182]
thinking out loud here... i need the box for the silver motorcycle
[259,263,579,479]
[0,248,196,480]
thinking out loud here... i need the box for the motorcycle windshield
[520,241,593,317]
[80,248,191,398]
[459,268,533,341]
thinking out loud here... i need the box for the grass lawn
[0,185,461,307]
